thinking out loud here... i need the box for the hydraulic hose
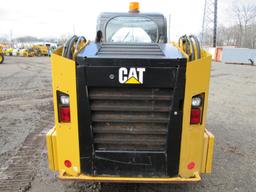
[62,35,77,57]
[177,34,202,61]
[73,36,87,59]
[67,36,78,59]
[188,36,195,61]
[62,35,87,60]
[189,35,201,59]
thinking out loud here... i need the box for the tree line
[202,1,256,48]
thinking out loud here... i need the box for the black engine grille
[89,88,173,151]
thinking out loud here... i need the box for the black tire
[0,54,4,64]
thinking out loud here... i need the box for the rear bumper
[58,171,201,183]
[46,127,214,183]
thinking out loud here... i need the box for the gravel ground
[0,57,53,166]
[0,57,256,192]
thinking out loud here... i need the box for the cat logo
[119,67,146,84]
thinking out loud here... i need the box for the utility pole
[9,30,13,47]
[201,0,218,47]
[168,14,171,42]
[213,0,218,47]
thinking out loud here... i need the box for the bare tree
[201,1,256,48]
[233,2,256,47]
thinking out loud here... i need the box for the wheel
[0,53,4,64]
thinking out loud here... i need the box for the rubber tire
[0,54,4,64]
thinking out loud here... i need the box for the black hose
[182,35,195,61]
[62,35,77,57]
[187,36,195,61]
[75,36,86,52]
[67,36,78,59]
[62,35,88,60]
[189,35,201,59]
[178,34,202,61]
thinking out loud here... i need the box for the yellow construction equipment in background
[19,48,35,57]
[0,46,4,64]
[46,2,214,184]
[4,48,13,56]
[32,45,48,56]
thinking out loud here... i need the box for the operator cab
[96,2,167,43]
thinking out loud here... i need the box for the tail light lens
[60,107,70,122]
[190,108,201,124]
[60,95,70,105]
[58,92,71,123]
[191,96,202,107]
[190,94,204,124]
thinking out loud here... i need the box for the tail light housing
[190,94,204,124]
[58,92,71,123]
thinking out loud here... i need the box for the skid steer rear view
[46,2,214,183]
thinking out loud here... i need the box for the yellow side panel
[179,50,212,178]
[201,132,208,172]
[51,49,80,176]
[205,130,214,173]
[46,128,55,171]
[46,127,59,171]
[52,129,59,171]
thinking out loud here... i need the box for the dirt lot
[0,56,256,192]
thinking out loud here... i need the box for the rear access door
[76,43,186,177]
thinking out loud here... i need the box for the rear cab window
[106,16,158,43]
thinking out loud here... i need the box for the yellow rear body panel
[46,45,214,183]
[178,50,213,178]
[49,47,81,176]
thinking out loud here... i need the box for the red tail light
[60,107,70,122]
[58,92,71,123]
[190,108,201,124]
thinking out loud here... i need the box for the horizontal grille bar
[101,43,160,48]
[91,100,171,112]
[100,48,162,52]
[94,134,166,151]
[89,88,173,101]
[92,111,169,123]
[97,52,164,56]
[95,144,165,151]
[94,134,166,145]
[97,43,165,57]
[93,123,168,135]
